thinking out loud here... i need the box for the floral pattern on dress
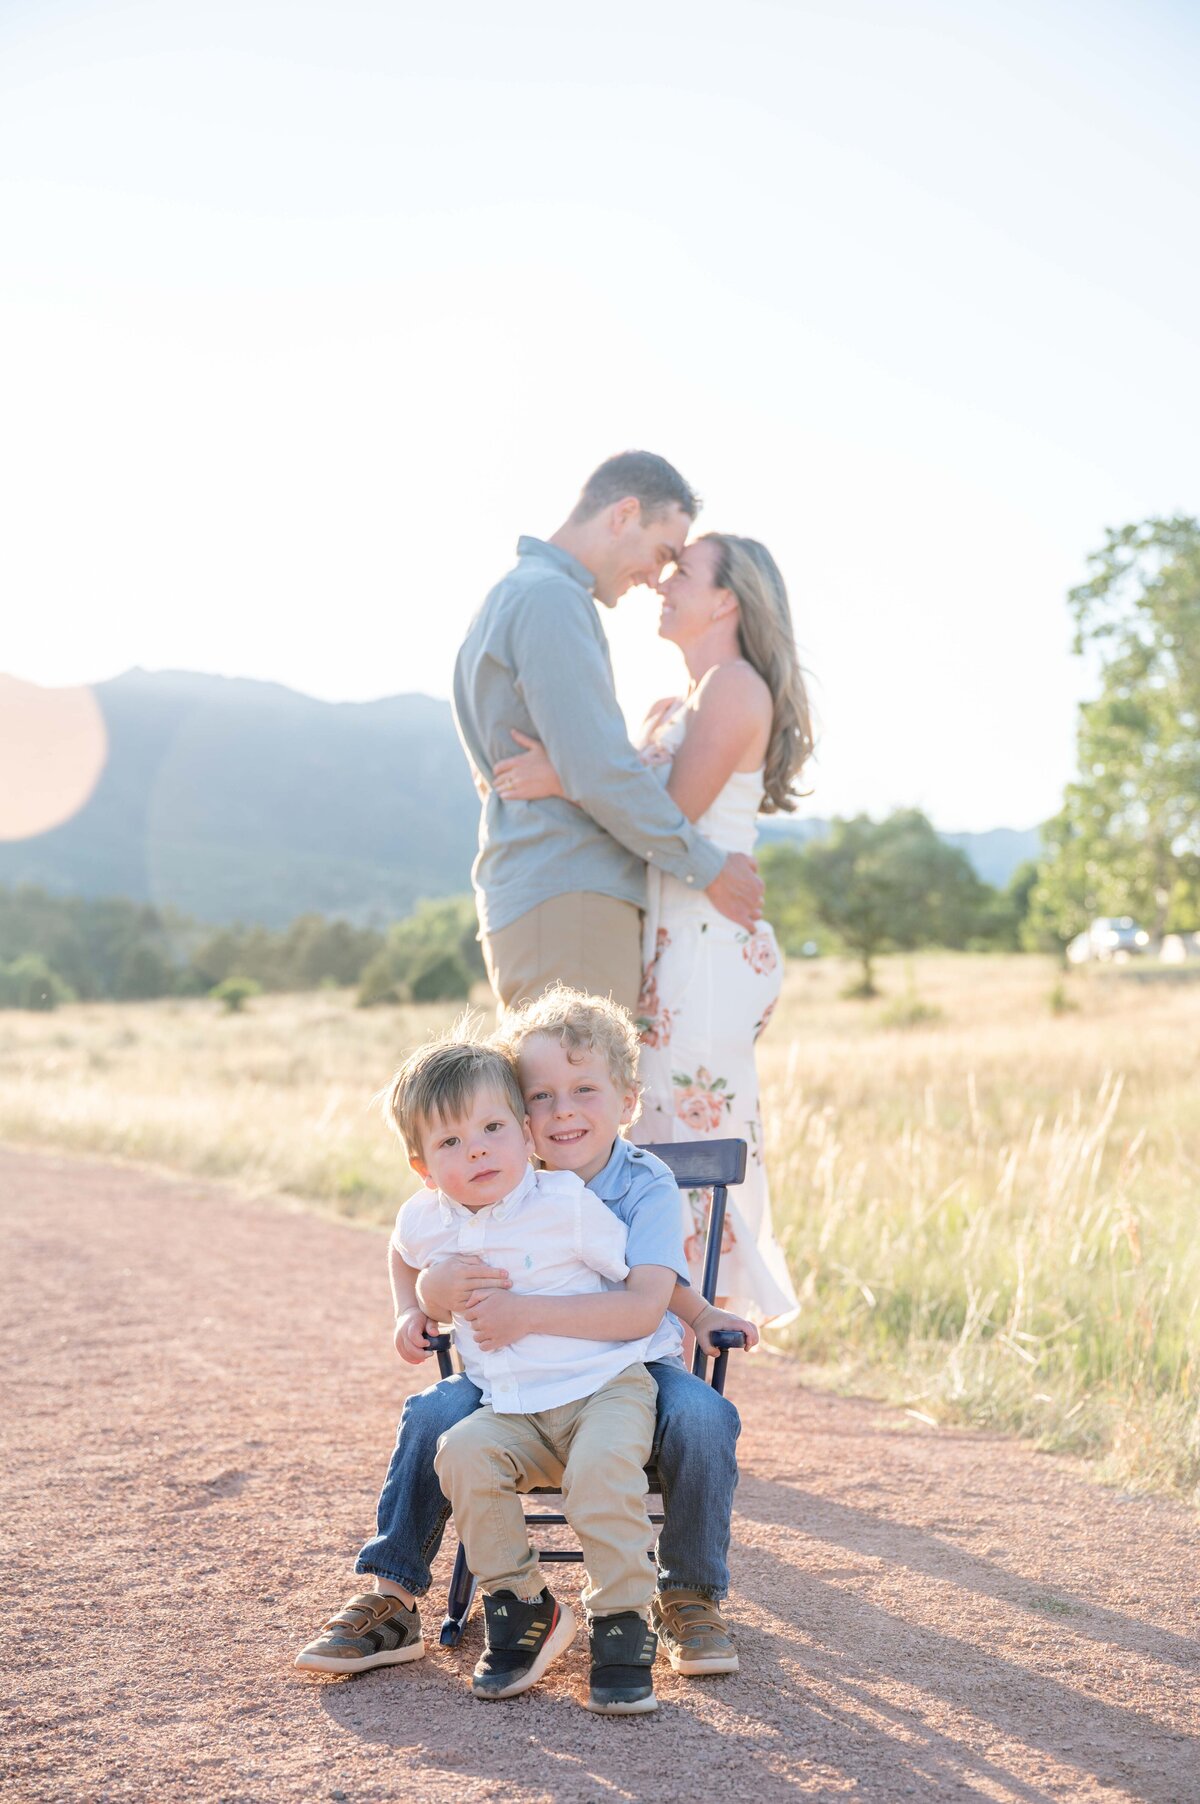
[672,1066,735,1132]
[752,998,777,1041]
[636,927,674,1048]
[683,1185,738,1268]
[738,927,778,976]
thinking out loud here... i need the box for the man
[453,451,763,1013]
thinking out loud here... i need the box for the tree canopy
[796,810,988,994]
[1029,517,1200,945]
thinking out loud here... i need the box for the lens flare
[0,675,108,842]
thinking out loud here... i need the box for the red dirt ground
[2,1146,1198,1804]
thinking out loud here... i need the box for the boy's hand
[417,1255,512,1319]
[394,1306,437,1364]
[462,1288,533,1353]
[692,1303,760,1356]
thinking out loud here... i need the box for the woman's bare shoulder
[692,660,771,717]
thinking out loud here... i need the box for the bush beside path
[2,1146,1198,1804]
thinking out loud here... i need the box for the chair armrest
[426,1330,455,1379]
[709,1329,746,1350]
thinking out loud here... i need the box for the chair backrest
[639,1136,748,1382]
[638,1137,747,1191]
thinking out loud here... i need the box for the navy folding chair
[430,1136,749,1646]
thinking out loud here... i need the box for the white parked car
[1066,916,1151,964]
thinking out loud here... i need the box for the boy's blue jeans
[356,1356,740,1602]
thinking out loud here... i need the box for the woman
[493,534,814,1327]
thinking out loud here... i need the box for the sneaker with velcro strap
[650,1588,739,1675]
[294,1591,424,1674]
[471,1588,577,1700]
[586,1611,658,1714]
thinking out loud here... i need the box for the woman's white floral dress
[632,701,799,1327]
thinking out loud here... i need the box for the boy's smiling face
[409,1087,534,1212]
[517,1033,637,1185]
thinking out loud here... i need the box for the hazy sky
[3,0,1198,831]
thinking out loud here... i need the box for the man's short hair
[570,451,700,525]
[384,1037,525,1162]
[493,984,642,1113]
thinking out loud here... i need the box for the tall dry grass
[760,955,1200,1501]
[1,953,1196,1499]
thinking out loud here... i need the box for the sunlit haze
[3,0,1198,831]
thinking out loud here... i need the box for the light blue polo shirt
[452,536,724,934]
[585,1134,688,1364]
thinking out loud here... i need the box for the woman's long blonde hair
[699,533,814,814]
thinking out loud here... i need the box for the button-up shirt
[452,536,724,934]
[392,1163,655,1413]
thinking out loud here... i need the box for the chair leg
[439,1542,477,1647]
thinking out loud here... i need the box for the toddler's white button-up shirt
[392,1163,654,1414]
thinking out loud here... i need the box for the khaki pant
[433,1364,657,1618]
[482,892,642,1018]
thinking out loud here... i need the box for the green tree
[409,950,473,1002]
[114,943,176,1000]
[0,954,73,1011]
[800,811,988,996]
[358,896,484,1005]
[971,857,1039,952]
[1030,517,1200,941]
[758,843,826,954]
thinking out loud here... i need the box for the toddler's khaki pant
[433,1363,657,1618]
[481,892,642,1018]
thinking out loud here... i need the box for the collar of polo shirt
[592,1134,645,1203]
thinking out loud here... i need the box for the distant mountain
[939,826,1042,888]
[0,670,478,927]
[0,670,1040,925]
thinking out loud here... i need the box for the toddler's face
[517,1034,636,1184]
[410,1087,533,1211]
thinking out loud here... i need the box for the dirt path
[2,1146,1198,1804]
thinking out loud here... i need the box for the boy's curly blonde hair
[383,1034,525,1162]
[493,984,642,1111]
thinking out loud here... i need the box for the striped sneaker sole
[294,1635,426,1674]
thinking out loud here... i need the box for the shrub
[881,993,943,1028]
[211,975,263,1014]
[356,952,407,1008]
[409,951,472,1003]
[0,954,73,1011]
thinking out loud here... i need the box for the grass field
[3,952,1197,1503]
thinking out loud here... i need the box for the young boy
[295,990,755,1686]
[400,1036,663,1711]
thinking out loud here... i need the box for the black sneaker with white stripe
[587,1612,658,1714]
[471,1588,577,1700]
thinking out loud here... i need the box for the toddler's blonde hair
[493,984,642,1112]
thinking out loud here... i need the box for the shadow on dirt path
[2,1147,1198,1804]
